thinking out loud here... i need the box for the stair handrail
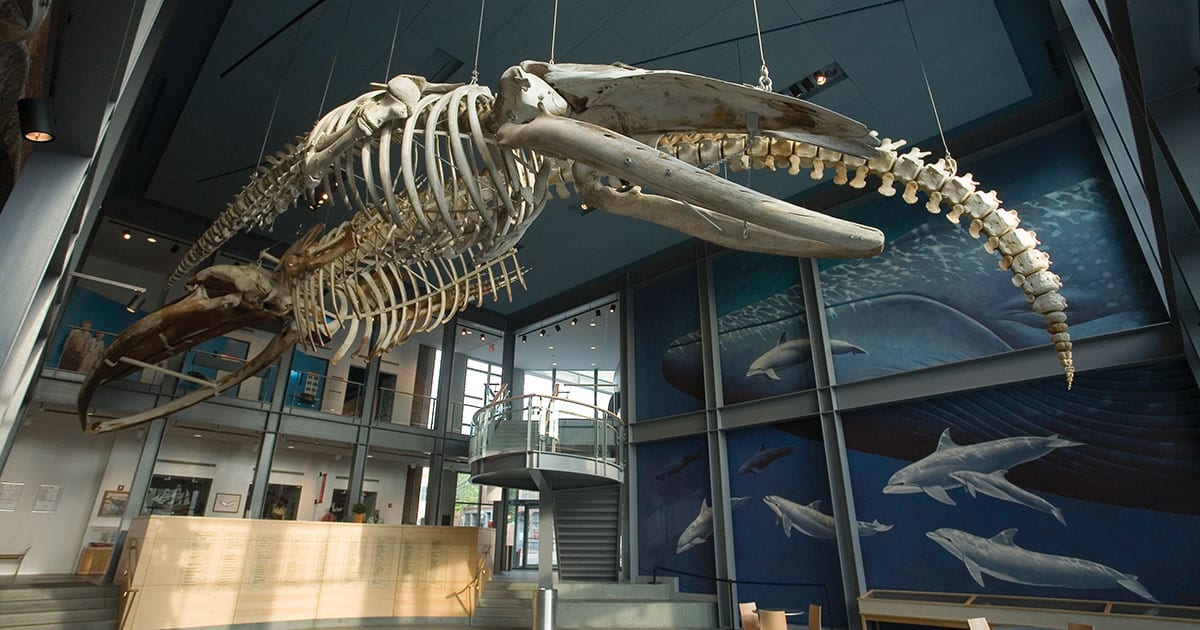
[449,544,492,620]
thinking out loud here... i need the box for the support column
[698,257,736,628]
[344,441,369,522]
[799,258,865,622]
[103,417,166,583]
[249,343,296,520]
[530,470,557,629]
[424,320,458,527]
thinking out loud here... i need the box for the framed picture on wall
[97,490,129,517]
[212,493,241,513]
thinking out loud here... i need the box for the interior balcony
[467,394,623,491]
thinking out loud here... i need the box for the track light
[121,230,131,240]
[610,304,616,313]
[571,317,577,326]
[480,333,486,342]
[461,328,468,336]
[125,292,146,313]
[18,98,54,143]
[539,329,546,337]
[813,71,828,86]
[595,309,601,317]
[521,335,527,343]
[554,324,562,332]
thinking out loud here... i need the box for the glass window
[461,358,503,435]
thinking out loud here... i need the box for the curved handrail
[468,393,623,467]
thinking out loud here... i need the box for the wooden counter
[118,516,494,630]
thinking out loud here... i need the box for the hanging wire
[471,0,487,84]
[549,0,560,64]
[902,1,953,165]
[257,21,307,179]
[319,0,354,116]
[384,0,405,79]
[751,0,773,91]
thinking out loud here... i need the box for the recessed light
[121,230,131,240]
[552,362,557,366]
[192,433,202,438]
[548,346,555,350]
[367,454,374,458]
[590,346,596,350]
[589,321,597,327]
[287,445,294,449]
[146,236,157,244]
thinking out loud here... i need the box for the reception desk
[118,516,494,630]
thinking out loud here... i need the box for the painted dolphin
[655,453,702,480]
[950,470,1067,525]
[676,499,713,554]
[926,527,1158,603]
[884,429,1083,505]
[762,495,893,540]
[746,332,866,380]
[738,444,801,475]
[730,496,754,510]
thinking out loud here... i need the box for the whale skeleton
[78,61,1075,433]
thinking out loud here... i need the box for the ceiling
[89,0,1075,370]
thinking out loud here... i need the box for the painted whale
[746,332,865,381]
[926,527,1158,603]
[884,429,1082,506]
[662,177,1164,397]
[676,499,713,554]
[950,469,1067,525]
[763,495,892,540]
[737,444,801,475]
[655,453,702,480]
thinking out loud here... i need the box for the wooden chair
[807,603,821,630]
[738,601,760,630]
[966,618,991,630]
[757,609,788,630]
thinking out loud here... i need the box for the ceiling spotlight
[590,346,596,350]
[480,333,486,342]
[121,230,131,240]
[18,98,54,143]
[589,320,597,327]
[539,329,546,337]
[193,434,202,438]
[548,346,555,350]
[571,317,577,326]
[146,236,157,244]
[555,324,562,332]
[461,328,469,336]
[125,292,146,313]
[610,304,616,313]
[552,362,557,366]
[521,335,527,343]
[169,243,181,253]
[595,309,602,317]
[813,71,828,86]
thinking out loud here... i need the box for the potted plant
[352,502,369,523]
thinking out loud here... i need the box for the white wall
[154,427,258,518]
[0,410,118,574]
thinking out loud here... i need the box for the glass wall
[461,357,503,435]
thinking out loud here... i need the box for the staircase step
[0,585,118,602]
[0,607,119,628]
[0,595,119,614]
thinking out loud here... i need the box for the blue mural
[843,360,1200,605]
[820,122,1165,383]
[636,435,715,594]
[710,251,814,404]
[657,122,1166,400]
[50,287,143,372]
[727,421,857,628]
[634,265,704,420]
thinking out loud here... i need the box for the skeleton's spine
[656,133,1075,388]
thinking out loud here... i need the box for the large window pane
[636,435,713,594]
[634,266,703,420]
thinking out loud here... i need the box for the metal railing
[175,348,277,402]
[372,386,438,428]
[284,369,364,416]
[468,394,622,466]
